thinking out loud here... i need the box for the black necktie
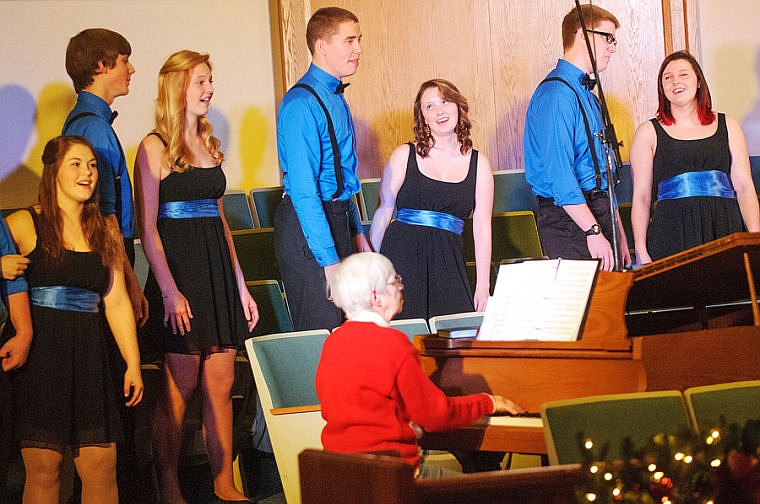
[335,82,350,94]
[581,74,597,91]
[110,111,119,124]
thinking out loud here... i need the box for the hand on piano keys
[491,395,527,416]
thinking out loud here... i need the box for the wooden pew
[299,449,581,504]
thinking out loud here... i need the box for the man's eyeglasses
[588,30,617,46]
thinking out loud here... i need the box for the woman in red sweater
[315,252,524,477]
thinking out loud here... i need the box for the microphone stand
[575,0,625,271]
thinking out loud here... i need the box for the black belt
[537,190,608,206]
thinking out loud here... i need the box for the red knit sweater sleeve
[395,351,494,432]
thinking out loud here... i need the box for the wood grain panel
[685,0,699,58]
[309,0,495,178]
[277,0,311,90]
[276,0,670,177]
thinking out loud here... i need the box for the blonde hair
[154,50,223,173]
[328,253,396,319]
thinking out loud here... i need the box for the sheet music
[477,259,598,342]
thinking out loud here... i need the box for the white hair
[328,252,396,318]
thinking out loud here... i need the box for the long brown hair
[154,50,223,173]
[413,79,472,158]
[656,50,715,126]
[37,135,122,266]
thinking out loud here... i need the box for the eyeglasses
[588,30,617,46]
[387,274,403,289]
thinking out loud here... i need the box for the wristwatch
[584,224,602,236]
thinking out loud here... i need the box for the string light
[577,421,760,502]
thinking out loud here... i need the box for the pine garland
[575,418,760,504]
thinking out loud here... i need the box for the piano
[418,232,760,454]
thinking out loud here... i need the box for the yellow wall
[0,0,281,208]
[697,0,760,155]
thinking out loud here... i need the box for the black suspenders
[540,77,602,191]
[63,112,124,224]
[291,83,344,200]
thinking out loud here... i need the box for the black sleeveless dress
[143,164,250,355]
[13,210,122,449]
[380,144,478,320]
[648,113,744,260]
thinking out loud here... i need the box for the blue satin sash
[657,170,735,201]
[158,198,219,219]
[396,208,465,235]
[30,286,101,313]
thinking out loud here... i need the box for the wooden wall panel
[277,1,674,178]
[309,0,495,179]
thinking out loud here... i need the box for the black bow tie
[110,111,119,124]
[335,82,350,94]
[581,74,597,91]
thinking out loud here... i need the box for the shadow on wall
[0,82,76,209]
[356,108,414,180]
[491,96,530,171]
[238,106,273,188]
[0,84,37,208]
[492,92,635,173]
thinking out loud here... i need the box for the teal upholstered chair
[231,228,280,282]
[358,178,381,221]
[490,211,544,262]
[684,380,760,435]
[245,330,329,504]
[463,211,543,264]
[132,239,150,288]
[246,280,293,337]
[492,170,538,213]
[0,208,22,218]
[249,186,284,228]
[389,318,430,343]
[428,312,484,333]
[221,189,255,230]
[617,202,634,256]
[541,390,691,465]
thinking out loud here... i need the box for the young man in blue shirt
[62,29,152,503]
[274,7,371,331]
[524,5,630,271]
[63,28,148,324]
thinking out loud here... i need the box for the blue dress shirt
[0,217,27,298]
[277,64,363,266]
[63,91,134,238]
[524,59,609,206]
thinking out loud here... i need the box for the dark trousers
[274,196,354,331]
[536,191,614,260]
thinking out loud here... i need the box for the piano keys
[418,232,760,454]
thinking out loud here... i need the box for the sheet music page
[477,259,599,341]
